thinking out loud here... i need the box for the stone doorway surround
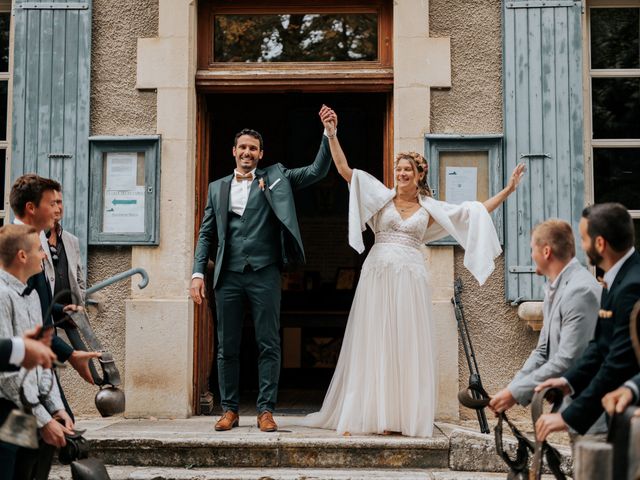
[130,0,453,419]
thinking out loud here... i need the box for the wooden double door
[192,92,391,414]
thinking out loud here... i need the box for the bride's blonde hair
[394,151,432,197]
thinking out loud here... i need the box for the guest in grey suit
[44,189,86,307]
[490,219,602,430]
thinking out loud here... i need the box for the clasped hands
[488,378,572,441]
[534,378,639,441]
[41,410,75,447]
[491,377,639,442]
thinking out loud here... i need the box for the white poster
[103,186,146,233]
[106,152,137,190]
[445,166,477,204]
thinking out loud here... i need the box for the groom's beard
[585,243,603,268]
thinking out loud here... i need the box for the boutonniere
[258,178,266,191]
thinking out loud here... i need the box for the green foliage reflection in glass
[213,14,378,62]
[0,13,8,73]
[590,8,639,70]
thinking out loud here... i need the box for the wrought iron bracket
[86,268,149,304]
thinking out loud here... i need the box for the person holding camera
[0,224,74,480]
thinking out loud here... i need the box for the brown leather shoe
[214,411,239,431]
[257,411,278,432]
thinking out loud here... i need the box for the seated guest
[536,203,640,440]
[0,224,74,480]
[0,327,56,372]
[490,220,603,434]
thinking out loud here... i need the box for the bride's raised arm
[319,105,352,183]
[482,163,526,213]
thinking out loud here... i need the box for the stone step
[49,465,561,480]
[69,417,572,475]
[449,427,572,476]
[78,417,450,469]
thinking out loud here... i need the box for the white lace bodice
[372,201,430,250]
[361,200,429,280]
[349,169,501,285]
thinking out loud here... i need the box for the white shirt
[192,168,256,281]
[230,168,257,217]
[9,337,25,366]
[544,258,578,304]
[603,247,635,289]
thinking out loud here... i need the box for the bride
[303,107,525,437]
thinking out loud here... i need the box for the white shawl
[348,169,502,285]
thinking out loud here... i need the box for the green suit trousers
[214,263,281,413]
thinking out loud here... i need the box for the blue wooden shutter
[11,0,91,263]
[504,0,585,302]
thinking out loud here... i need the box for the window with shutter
[503,0,585,302]
[10,0,91,264]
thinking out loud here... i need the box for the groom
[190,106,335,432]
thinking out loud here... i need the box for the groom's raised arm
[284,135,332,190]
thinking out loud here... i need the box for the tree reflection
[214,14,378,62]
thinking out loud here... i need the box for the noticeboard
[425,134,503,246]
[88,136,161,245]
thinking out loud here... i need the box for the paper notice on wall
[103,186,146,233]
[106,152,137,190]
[445,166,477,204]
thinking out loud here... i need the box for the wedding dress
[302,169,501,437]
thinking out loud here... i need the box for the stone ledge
[517,302,544,331]
[449,428,572,475]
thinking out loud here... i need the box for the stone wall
[429,0,539,420]
[60,0,158,416]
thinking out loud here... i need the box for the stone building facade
[2,0,638,422]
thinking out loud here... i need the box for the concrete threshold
[77,416,450,469]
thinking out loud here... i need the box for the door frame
[192,88,393,414]
[192,0,395,414]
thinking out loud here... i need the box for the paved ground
[49,465,564,479]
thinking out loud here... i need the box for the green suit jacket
[193,136,332,288]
